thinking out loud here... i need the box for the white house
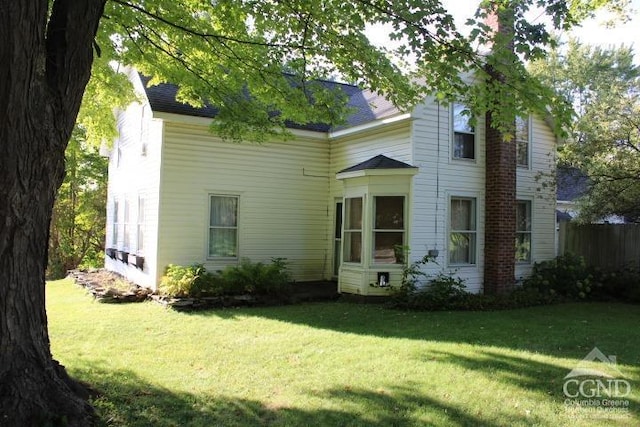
[105,69,558,295]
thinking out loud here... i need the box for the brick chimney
[483,2,516,295]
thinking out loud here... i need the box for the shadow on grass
[424,348,640,421]
[184,301,640,362]
[72,364,559,427]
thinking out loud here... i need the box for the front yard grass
[48,279,640,426]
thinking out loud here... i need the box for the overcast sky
[367,0,639,61]
[442,0,639,51]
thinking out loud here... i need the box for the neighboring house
[556,166,626,224]
[105,68,558,295]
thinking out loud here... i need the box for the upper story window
[452,103,475,160]
[449,197,477,265]
[516,115,530,167]
[209,195,239,258]
[343,197,363,263]
[373,196,405,264]
[516,200,532,263]
[140,105,149,157]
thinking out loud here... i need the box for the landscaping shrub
[217,257,292,296]
[594,266,640,303]
[159,264,219,298]
[159,258,292,298]
[390,254,473,310]
[523,253,598,299]
[389,253,558,311]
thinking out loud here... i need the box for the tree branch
[111,0,307,50]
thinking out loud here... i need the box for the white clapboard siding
[410,101,487,291]
[326,122,413,277]
[410,102,557,292]
[157,121,330,282]
[515,115,557,281]
[105,96,163,288]
[105,71,559,293]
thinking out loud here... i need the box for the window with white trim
[449,197,476,265]
[208,195,238,258]
[373,196,405,264]
[516,115,530,167]
[137,196,145,253]
[343,197,363,263]
[452,103,475,160]
[516,200,532,263]
[123,199,130,250]
[112,200,119,247]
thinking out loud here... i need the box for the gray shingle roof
[338,155,416,173]
[141,75,401,132]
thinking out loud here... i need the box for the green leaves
[48,130,109,278]
[76,1,631,142]
[531,41,640,221]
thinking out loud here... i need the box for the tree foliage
[48,131,109,279]
[0,0,633,425]
[80,0,629,143]
[530,41,640,221]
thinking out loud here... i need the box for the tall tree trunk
[0,1,106,425]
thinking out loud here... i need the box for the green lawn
[48,279,640,426]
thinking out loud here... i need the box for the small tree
[530,41,640,222]
[48,132,108,279]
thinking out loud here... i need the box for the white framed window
[208,195,238,258]
[373,196,405,264]
[123,199,130,251]
[136,196,145,253]
[140,105,149,157]
[333,200,343,277]
[449,197,477,265]
[516,115,530,167]
[452,103,475,160]
[116,145,122,168]
[343,197,363,263]
[112,200,119,247]
[516,200,532,263]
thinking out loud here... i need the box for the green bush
[389,252,558,311]
[400,273,469,310]
[523,253,599,299]
[217,257,292,296]
[390,254,473,310]
[159,258,292,298]
[159,264,219,298]
[594,266,640,303]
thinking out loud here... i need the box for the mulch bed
[68,269,151,303]
[68,269,339,310]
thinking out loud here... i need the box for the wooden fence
[558,222,640,270]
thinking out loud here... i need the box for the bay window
[373,196,405,264]
[343,197,363,263]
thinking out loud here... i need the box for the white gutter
[328,113,413,139]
